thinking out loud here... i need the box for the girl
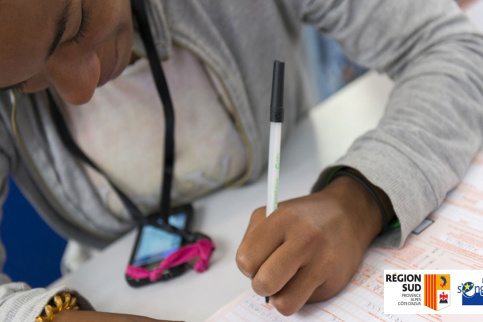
[0,0,482,320]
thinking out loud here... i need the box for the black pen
[265,60,285,304]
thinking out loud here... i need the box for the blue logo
[458,281,483,305]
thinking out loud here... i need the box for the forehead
[0,0,62,87]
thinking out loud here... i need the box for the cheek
[22,76,50,93]
[87,0,133,42]
[117,23,135,75]
[0,40,49,89]
[85,0,134,63]
[105,0,134,77]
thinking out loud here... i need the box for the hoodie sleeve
[291,0,483,247]
[0,93,94,321]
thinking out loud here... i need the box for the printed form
[207,152,483,322]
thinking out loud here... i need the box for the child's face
[0,0,134,105]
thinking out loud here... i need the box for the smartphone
[125,204,193,287]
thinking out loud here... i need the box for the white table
[50,72,394,321]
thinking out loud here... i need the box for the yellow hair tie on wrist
[35,292,79,322]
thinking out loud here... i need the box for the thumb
[245,206,268,236]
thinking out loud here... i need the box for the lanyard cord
[47,0,176,225]
[131,0,175,223]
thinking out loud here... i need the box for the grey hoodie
[0,0,482,320]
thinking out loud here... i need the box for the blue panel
[1,177,67,288]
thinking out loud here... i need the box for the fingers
[270,265,323,316]
[236,208,287,278]
[308,251,362,304]
[238,206,328,317]
[250,237,307,297]
[236,190,370,317]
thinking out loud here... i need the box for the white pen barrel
[266,122,282,217]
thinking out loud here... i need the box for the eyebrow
[46,0,73,60]
[0,0,72,92]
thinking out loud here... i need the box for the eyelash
[65,7,91,46]
[10,82,26,93]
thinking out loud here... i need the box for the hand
[236,174,386,316]
[54,310,182,322]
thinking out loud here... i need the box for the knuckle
[235,249,256,278]
[252,269,278,295]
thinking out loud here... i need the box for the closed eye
[65,6,91,46]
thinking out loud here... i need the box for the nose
[46,52,101,105]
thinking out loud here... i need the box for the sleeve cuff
[0,283,94,321]
[312,137,438,249]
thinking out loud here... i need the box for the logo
[458,280,483,305]
[424,274,450,311]
[385,270,483,314]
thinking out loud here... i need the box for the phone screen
[131,212,188,268]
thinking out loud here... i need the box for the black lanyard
[48,0,175,226]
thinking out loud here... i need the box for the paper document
[208,152,483,321]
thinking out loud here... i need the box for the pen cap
[270,60,285,123]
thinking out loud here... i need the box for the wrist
[325,171,387,247]
[327,167,395,226]
[53,310,77,322]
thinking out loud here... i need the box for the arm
[298,0,483,246]
[0,94,93,321]
[237,0,483,316]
